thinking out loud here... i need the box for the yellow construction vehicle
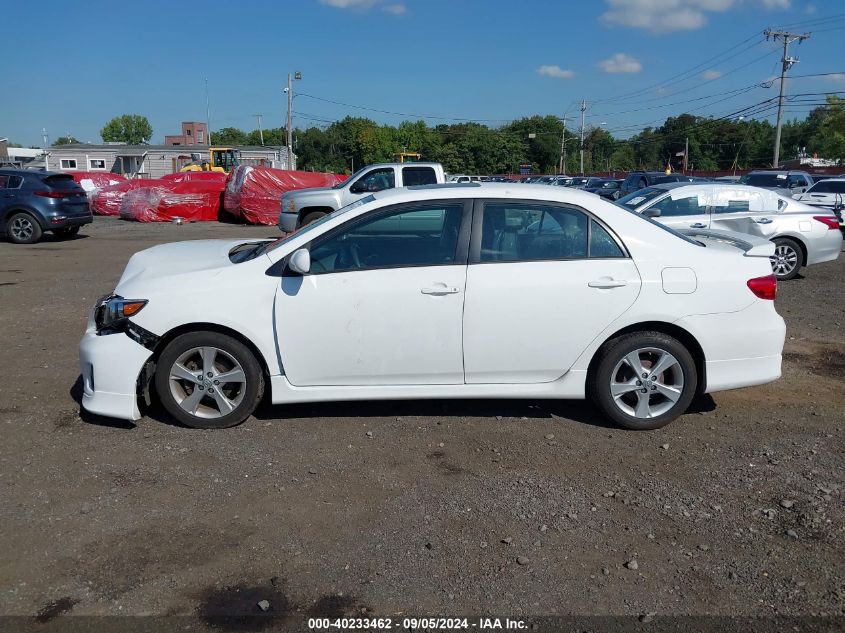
[393,151,421,163]
[180,147,241,173]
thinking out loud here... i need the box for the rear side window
[402,167,437,187]
[0,175,8,188]
[43,175,82,190]
[589,220,625,258]
[479,203,588,262]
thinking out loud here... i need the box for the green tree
[53,136,80,146]
[212,127,248,146]
[809,96,845,160]
[100,114,152,145]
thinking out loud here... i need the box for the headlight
[95,294,148,333]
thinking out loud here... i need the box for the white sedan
[79,184,785,431]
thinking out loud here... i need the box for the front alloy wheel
[155,332,263,428]
[590,332,697,430]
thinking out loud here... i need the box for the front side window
[480,203,589,262]
[352,168,395,193]
[309,202,464,273]
[0,175,8,188]
[60,159,77,169]
[649,191,708,217]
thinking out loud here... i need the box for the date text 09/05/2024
[307,617,529,630]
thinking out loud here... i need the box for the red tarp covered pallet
[91,179,159,216]
[118,181,225,223]
[224,166,347,225]
[70,171,127,194]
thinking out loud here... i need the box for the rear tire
[7,212,42,244]
[54,226,81,239]
[589,332,697,430]
[301,210,327,226]
[770,237,802,281]
[154,331,264,429]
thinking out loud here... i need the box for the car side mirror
[643,208,661,218]
[350,181,367,194]
[288,248,311,275]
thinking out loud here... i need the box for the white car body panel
[79,184,786,421]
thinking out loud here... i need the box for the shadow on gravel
[197,583,295,631]
[69,375,136,429]
[255,397,621,429]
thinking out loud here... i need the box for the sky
[2,0,844,147]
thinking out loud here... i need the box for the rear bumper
[675,300,786,393]
[79,324,152,421]
[47,213,93,229]
[806,228,843,266]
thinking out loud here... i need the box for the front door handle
[421,283,460,296]
[755,218,773,224]
[588,277,628,289]
[689,222,707,229]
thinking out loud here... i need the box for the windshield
[739,173,788,187]
[806,180,845,194]
[333,167,366,189]
[616,187,667,209]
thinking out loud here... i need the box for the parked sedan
[618,183,842,280]
[80,184,785,432]
[792,178,845,228]
[583,179,623,200]
[0,168,93,244]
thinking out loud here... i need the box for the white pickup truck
[278,162,446,232]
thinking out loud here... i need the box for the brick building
[164,122,208,146]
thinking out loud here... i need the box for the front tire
[154,331,264,429]
[770,237,802,281]
[7,213,42,244]
[589,332,697,430]
[301,210,327,226]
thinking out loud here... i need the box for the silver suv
[739,170,814,196]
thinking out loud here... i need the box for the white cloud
[702,69,722,79]
[601,0,790,34]
[319,0,407,14]
[599,53,643,74]
[823,73,845,84]
[537,65,575,79]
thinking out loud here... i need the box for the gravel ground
[0,218,842,629]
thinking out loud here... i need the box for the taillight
[747,274,777,300]
[34,190,81,198]
[813,215,840,230]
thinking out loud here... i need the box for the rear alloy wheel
[590,332,697,430]
[770,237,801,281]
[155,332,264,428]
[54,226,80,239]
[7,213,42,244]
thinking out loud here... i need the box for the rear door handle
[756,218,773,224]
[588,277,628,289]
[689,222,707,229]
[421,283,460,296]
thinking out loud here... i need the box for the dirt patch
[783,348,845,379]
[34,597,78,622]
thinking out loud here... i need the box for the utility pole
[683,137,689,173]
[253,114,264,146]
[765,28,810,167]
[205,78,211,145]
[285,71,301,170]
[558,118,567,174]
[579,100,586,175]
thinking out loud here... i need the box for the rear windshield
[807,180,845,194]
[616,187,667,209]
[739,173,787,187]
[43,175,81,190]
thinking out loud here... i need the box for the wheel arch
[298,206,334,221]
[587,321,707,394]
[151,322,273,383]
[3,207,46,231]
